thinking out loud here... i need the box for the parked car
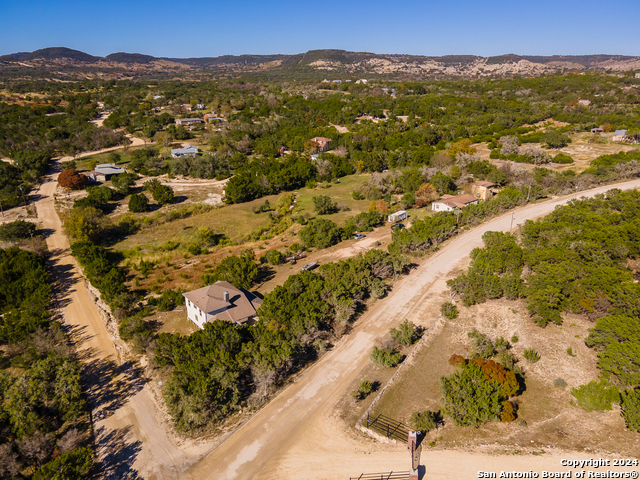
[354,233,366,240]
[391,222,405,230]
[301,262,318,271]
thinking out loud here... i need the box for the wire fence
[349,471,411,480]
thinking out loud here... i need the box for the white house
[431,194,478,212]
[183,281,263,329]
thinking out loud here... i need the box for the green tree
[389,320,419,347]
[128,193,149,213]
[312,195,337,215]
[620,388,640,432]
[430,172,456,195]
[33,447,93,480]
[409,410,437,433]
[111,172,137,195]
[571,381,620,412]
[0,220,37,241]
[152,185,174,205]
[543,130,570,149]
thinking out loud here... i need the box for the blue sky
[1,0,638,58]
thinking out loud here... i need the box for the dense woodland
[0,247,92,479]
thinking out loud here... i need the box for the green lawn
[75,145,153,171]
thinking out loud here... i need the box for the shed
[613,129,628,142]
[171,144,200,158]
[89,163,125,182]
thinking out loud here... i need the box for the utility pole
[0,198,3,217]
[526,183,532,202]
[455,208,460,225]
[510,211,515,231]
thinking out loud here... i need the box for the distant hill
[22,47,100,62]
[1,47,639,79]
[106,52,157,64]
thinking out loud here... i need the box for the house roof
[183,281,262,324]
[176,117,202,122]
[472,181,495,188]
[436,193,478,209]
[171,144,199,156]
[95,164,125,175]
[311,137,331,145]
[614,129,628,136]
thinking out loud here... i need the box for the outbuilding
[388,210,408,223]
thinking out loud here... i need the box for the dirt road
[181,179,640,480]
[34,159,210,479]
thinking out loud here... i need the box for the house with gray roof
[170,144,200,158]
[183,281,263,328]
[613,129,628,142]
[88,163,125,182]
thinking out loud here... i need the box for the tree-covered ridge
[153,249,408,433]
[0,247,92,478]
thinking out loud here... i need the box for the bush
[260,249,285,265]
[440,301,458,319]
[511,335,519,343]
[351,380,374,400]
[369,346,403,367]
[111,172,137,195]
[553,153,574,164]
[409,410,437,433]
[153,184,174,205]
[313,195,337,214]
[620,388,640,432]
[0,219,36,241]
[389,320,419,347]
[523,348,540,363]
[148,289,184,311]
[128,193,149,213]
[58,169,89,190]
[554,377,568,388]
[298,218,344,249]
[571,381,620,412]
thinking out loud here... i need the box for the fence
[366,414,411,442]
[349,471,411,480]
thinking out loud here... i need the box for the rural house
[613,129,628,142]
[175,118,203,126]
[183,281,263,329]
[204,113,226,123]
[308,137,332,153]
[431,193,479,212]
[469,181,495,201]
[88,163,125,182]
[170,144,199,158]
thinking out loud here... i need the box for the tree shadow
[171,195,188,204]
[257,264,276,283]
[83,357,146,422]
[93,425,142,480]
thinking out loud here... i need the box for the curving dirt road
[180,179,640,480]
[34,157,210,479]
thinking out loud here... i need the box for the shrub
[369,346,403,367]
[389,320,419,347]
[620,388,640,432]
[58,169,89,190]
[148,289,184,311]
[260,249,285,266]
[567,347,575,357]
[440,302,458,319]
[143,178,162,192]
[409,411,437,433]
[0,219,36,241]
[553,153,574,164]
[571,381,620,412]
[128,193,149,213]
[153,184,174,205]
[523,348,540,363]
[511,335,519,343]
[351,380,374,400]
[111,172,137,195]
[554,377,568,388]
[313,195,337,214]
